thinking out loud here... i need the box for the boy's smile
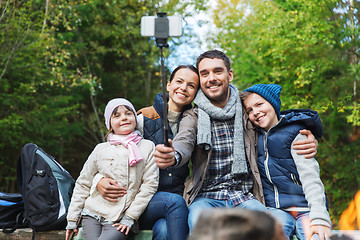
[243,93,279,131]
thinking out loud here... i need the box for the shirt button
[169,173,172,177]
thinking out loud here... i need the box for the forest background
[1,0,359,228]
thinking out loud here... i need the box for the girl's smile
[111,106,137,135]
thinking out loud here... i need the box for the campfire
[339,191,360,230]
[335,191,360,239]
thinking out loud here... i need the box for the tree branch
[41,0,49,35]
[83,126,101,145]
[0,0,10,23]
[0,17,31,81]
[90,92,105,142]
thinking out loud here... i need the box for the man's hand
[292,129,319,159]
[97,178,127,202]
[154,139,176,169]
[308,225,332,240]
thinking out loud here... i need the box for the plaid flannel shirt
[198,118,255,206]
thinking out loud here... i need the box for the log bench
[0,228,152,240]
[1,228,360,240]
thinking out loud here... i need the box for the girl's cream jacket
[67,140,159,223]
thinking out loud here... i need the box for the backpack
[16,143,75,232]
[0,192,27,230]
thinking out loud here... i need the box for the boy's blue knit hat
[244,84,282,118]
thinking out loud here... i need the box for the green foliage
[318,139,360,224]
[207,0,360,226]
[3,0,358,228]
[0,0,205,192]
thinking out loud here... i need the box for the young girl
[241,84,331,240]
[65,98,159,240]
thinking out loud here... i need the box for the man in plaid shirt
[154,49,318,233]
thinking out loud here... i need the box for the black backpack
[0,192,27,230]
[16,143,75,232]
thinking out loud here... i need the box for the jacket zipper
[291,173,301,186]
[263,130,280,208]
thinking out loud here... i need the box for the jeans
[139,191,189,240]
[268,208,320,240]
[188,197,267,233]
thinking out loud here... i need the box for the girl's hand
[113,223,130,235]
[65,228,78,240]
[308,225,332,240]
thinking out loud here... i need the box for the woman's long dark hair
[169,65,199,82]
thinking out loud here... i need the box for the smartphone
[141,15,182,37]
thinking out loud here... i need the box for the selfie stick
[155,13,171,147]
[159,47,170,147]
[141,12,182,147]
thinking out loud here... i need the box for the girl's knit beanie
[104,98,137,130]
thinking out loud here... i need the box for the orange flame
[339,191,360,230]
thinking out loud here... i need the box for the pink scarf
[108,132,143,166]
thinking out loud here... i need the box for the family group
[65,50,331,240]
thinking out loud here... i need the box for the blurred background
[1,0,359,229]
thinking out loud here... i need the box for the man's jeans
[268,207,320,240]
[188,197,267,233]
[139,191,189,240]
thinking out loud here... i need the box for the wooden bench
[291,231,360,240]
[0,228,153,240]
[331,230,360,240]
[2,228,360,240]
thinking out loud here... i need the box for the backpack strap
[2,211,29,234]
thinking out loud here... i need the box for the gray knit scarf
[193,84,248,175]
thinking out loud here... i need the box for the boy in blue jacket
[241,84,331,240]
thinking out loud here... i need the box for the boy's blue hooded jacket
[256,109,322,209]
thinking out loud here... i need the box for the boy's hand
[308,225,332,240]
[97,178,127,202]
[113,223,130,235]
[293,129,318,158]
